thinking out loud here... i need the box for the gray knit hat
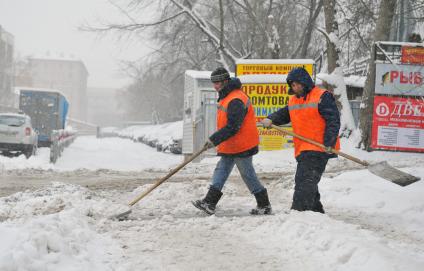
[210,67,230,83]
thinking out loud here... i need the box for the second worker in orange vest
[261,67,341,213]
[192,67,272,216]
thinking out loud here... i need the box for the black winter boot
[312,192,325,213]
[312,201,325,214]
[192,186,223,215]
[250,189,272,215]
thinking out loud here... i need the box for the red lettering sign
[371,96,424,152]
[401,46,424,64]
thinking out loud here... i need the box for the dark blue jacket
[268,68,340,159]
[209,78,258,157]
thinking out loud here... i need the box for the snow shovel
[269,124,420,186]
[112,143,209,220]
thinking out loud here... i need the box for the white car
[0,113,38,158]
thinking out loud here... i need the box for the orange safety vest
[216,89,259,154]
[288,86,340,158]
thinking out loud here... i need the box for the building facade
[26,57,88,120]
[0,25,15,109]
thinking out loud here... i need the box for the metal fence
[343,58,370,76]
[50,129,77,163]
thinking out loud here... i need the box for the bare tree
[291,0,323,58]
[317,0,355,136]
[322,0,339,73]
[358,0,397,150]
[85,0,397,122]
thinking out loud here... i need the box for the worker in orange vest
[192,67,272,215]
[262,67,340,213]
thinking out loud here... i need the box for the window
[0,115,26,127]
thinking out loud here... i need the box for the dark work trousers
[291,151,329,213]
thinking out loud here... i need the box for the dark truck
[19,88,69,147]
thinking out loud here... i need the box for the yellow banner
[236,63,313,76]
[258,127,293,151]
[242,83,294,150]
[242,84,289,119]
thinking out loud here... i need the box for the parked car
[0,113,38,158]
[169,139,182,154]
[156,143,165,152]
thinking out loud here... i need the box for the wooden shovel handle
[270,124,369,167]
[128,144,209,206]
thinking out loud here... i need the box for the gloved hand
[261,118,273,129]
[204,139,215,149]
[323,146,333,154]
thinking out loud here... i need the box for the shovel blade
[367,161,420,186]
[110,209,132,221]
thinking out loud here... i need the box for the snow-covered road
[0,136,184,172]
[1,136,424,270]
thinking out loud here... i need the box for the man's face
[213,81,225,92]
[290,81,304,96]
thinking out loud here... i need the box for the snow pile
[119,121,183,147]
[0,211,122,271]
[238,74,288,84]
[186,69,214,79]
[0,183,125,270]
[318,71,356,135]
[322,168,424,240]
[244,212,424,270]
[0,182,128,220]
[236,59,315,65]
[344,75,366,88]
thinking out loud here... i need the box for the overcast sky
[0,0,153,88]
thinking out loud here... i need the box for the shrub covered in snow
[119,121,183,153]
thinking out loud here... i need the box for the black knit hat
[210,67,230,83]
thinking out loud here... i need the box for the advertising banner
[236,62,314,76]
[236,59,315,150]
[401,46,424,64]
[242,83,290,121]
[375,63,424,96]
[241,83,293,150]
[371,95,424,152]
[256,127,293,151]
